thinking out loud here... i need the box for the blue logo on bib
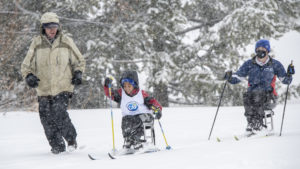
[126,101,139,111]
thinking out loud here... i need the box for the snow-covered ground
[1,104,300,169]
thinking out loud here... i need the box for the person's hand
[154,109,162,119]
[224,71,232,81]
[152,106,162,120]
[71,71,82,85]
[25,73,40,88]
[104,77,113,87]
[287,64,295,77]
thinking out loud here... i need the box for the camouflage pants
[121,113,154,146]
[243,91,277,127]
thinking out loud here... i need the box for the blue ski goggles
[121,78,136,87]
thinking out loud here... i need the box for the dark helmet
[120,70,139,88]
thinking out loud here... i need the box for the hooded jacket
[21,12,85,96]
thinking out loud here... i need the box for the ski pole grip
[108,83,112,97]
[151,106,160,113]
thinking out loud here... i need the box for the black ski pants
[38,92,77,151]
[243,90,277,122]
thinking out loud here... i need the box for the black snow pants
[38,92,77,152]
[243,91,277,126]
[121,113,154,146]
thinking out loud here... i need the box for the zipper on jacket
[56,50,59,65]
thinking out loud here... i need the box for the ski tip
[166,146,172,150]
[88,154,96,160]
[108,152,116,159]
[234,136,239,141]
[216,137,221,142]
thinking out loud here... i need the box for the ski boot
[51,146,66,154]
[67,140,77,152]
[131,135,146,150]
[245,123,255,137]
[121,139,136,155]
[251,118,265,131]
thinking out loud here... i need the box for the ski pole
[108,81,116,152]
[280,61,294,136]
[152,106,171,150]
[157,119,171,150]
[279,83,290,136]
[208,81,227,140]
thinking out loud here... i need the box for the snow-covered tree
[1,0,299,111]
[88,0,188,107]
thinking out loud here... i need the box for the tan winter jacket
[21,31,85,96]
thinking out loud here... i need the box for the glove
[152,106,162,120]
[287,64,295,76]
[223,71,232,81]
[154,109,162,120]
[71,70,82,85]
[25,73,40,88]
[104,77,113,87]
[154,110,162,120]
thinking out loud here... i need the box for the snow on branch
[6,1,109,28]
[176,18,223,35]
[0,11,27,15]
[110,59,156,63]
[13,0,40,19]
[175,24,204,35]
[58,16,110,28]
[168,98,204,105]
[0,31,37,34]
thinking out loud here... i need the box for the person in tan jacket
[21,12,85,154]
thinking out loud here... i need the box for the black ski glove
[71,70,82,85]
[224,71,232,81]
[104,77,113,87]
[287,64,295,77]
[25,73,40,88]
[154,109,162,120]
[152,106,162,120]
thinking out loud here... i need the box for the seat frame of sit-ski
[264,109,274,131]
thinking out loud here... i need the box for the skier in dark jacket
[224,39,295,132]
[103,70,162,150]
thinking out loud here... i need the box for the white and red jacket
[104,86,162,116]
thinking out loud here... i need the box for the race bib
[126,101,139,111]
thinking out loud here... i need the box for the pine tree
[89,0,188,107]
[1,0,299,110]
